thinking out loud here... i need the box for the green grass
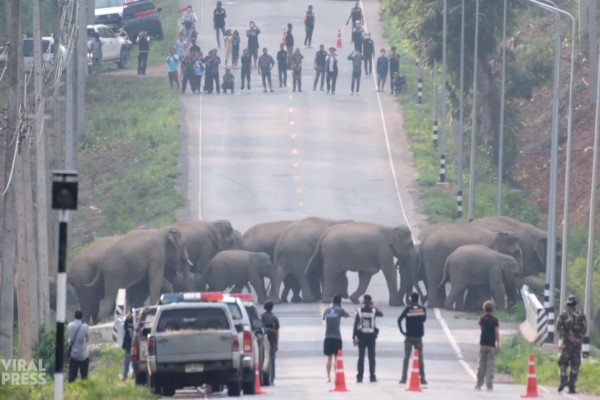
[146,0,180,67]
[496,334,600,395]
[0,346,155,400]
[465,302,526,323]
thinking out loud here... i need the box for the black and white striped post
[456,190,463,217]
[543,283,555,344]
[439,154,446,183]
[417,78,423,105]
[51,171,79,400]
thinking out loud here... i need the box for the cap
[566,295,577,306]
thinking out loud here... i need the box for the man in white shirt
[68,310,90,382]
[325,47,338,95]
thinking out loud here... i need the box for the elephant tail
[438,256,450,290]
[84,265,103,288]
[305,234,325,278]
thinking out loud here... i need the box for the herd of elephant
[68,215,561,325]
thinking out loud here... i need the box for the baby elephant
[205,250,274,304]
[439,244,520,311]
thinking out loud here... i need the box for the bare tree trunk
[0,0,23,360]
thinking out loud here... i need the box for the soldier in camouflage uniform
[556,295,587,394]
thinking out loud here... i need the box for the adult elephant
[439,245,520,311]
[67,236,121,324]
[88,227,190,321]
[470,216,560,281]
[271,217,352,303]
[240,220,300,302]
[205,250,274,304]
[419,223,523,307]
[306,222,416,306]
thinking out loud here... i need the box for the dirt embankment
[511,55,599,229]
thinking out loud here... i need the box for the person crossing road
[362,33,374,76]
[398,292,427,386]
[353,295,383,383]
[258,47,275,92]
[276,43,288,87]
[313,44,327,91]
[304,5,315,48]
[323,294,350,383]
[213,1,227,47]
[325,47,339,95]
[557,295,587,394]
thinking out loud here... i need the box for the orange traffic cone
[331,349,349,392]
[336,28,343,49]
[406,348,423,392]
[521,354,541,398]
[254,361,265,394]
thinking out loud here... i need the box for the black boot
[568,372,578,394]
[558,374,568,393]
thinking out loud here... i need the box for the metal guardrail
[519,284,548,345]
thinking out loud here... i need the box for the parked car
[87,24,131,70]
[146,301,244,397]
[122,0,163,40]
[94,0,126,27]
[0,37,66,72]
[131,305,158,386]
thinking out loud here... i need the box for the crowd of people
[153,1,407,95]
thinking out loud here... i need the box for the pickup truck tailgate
[155,330,234,363]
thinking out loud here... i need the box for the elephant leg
[320,271,336,303]
[489,271,507,310]
[350,272,371,304]
[249,271,268,304]
[271,265,287,303]
[443,286,462,310]
[382,261,402,306]
[455,288,467,311]
[147,271,164,305]
[231,283,245,293]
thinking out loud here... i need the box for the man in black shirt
[261,301,280,386]
[362,33,374,76]
[304,5,315,48]
[351,21,364,53]
[397,292,427,385]
[285,23,294,69]
[346,1,364,26]
[352,294,383,383]
[213,1,227,47]
[276,43,287,87]
[240,48,252,90]
[313,44,327,91]
[120,306,136,381]
[476,301,500,390]
[389,47,400,90]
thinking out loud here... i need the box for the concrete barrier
[519,284,548,345]
[89,322,116,345]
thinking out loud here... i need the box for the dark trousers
[351,70,361,93]
[353,39,362,52]
[222,82,234,93]
[215,26,226,47]
[363,56,372,75]
[269,345,276,383]
[261,69,272,90]
[204,72,213,92]
[137,51,148,75]
[212,74,220,93]
[357,334,376,379]
[278,64,287,86]
[286,46,293,68]
[390,68,400,84]
[293,69,302,91]
[241,68,251,89]
[326,71,337,93]
[305,25,314,47]
[314,68,325,90]
[193,75,202,93]
[182,72,194,93]
[68,358,89,382]
[402,337,425,380]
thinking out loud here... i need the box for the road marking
[434,308,477,380]
[292,149,299,155]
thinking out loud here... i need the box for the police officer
[397,292,427,386]
[213,1,227,47]
[276,43,288,87]
[313,44,327,91]
[556,295,587,394]
[362,33,374,76]
[352,294,383,383]
[346,1,364,26]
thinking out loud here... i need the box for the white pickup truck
[146,302,244,397]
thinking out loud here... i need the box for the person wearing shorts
[322,294,350,382]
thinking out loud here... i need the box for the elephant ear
[494,231,522,264]
[389,226,413,259]
[209,220,235,250]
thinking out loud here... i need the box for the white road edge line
[434,308,477,380]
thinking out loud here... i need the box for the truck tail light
[243,330,253,353]
[147,336,156,356]
[131,336,139,362]
[232,336,240,352]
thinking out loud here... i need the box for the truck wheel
[161,386,176,397]
[227,380,241,397]
[134,372,146,385]
[117,49,128,69]
[148,374,161,394]
[242,376,256,395]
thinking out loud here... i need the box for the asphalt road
[174,0,591,399]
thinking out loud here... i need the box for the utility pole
[468,0,480,222]
[0,0,21,360]
[77,0,88,141]
[439,0,448,184]
[33,0,51,326]
[457,0,465,218]
[588,0,598,103]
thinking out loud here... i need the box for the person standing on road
[204,49,221,94]
[325,47,339,95]
[68,310,90,383]
[291,48,304,92]
[475,300,500,391]
[224,29,233,67]
[397,292,427,386]
[258,47,275,93]
[175,33,187,79]
[89,32,103,73]
[276,43,287,87]
[247,21,261,68]
[213,1,227,47]
[362,33,374,76]
[346,1,364,27]
[261,301,280,386]
[193,52,204,93]
[166,47,180,91]
[285,23,294,69]
[351,21,364,53]
[240,48,252,90]
[304,5,315,48]
[323,294,350,383]
[120,306,135,381]
[556,295,587,394]
[353,294,383,383]
[181,50,197,94]
[180,5,197,44]
[376,49,388,92]
[221,68,235,93]
[232,30,241,67]
[389,46,400,89]
[136,30,150,76]
[313,44,327,91]
[348,49,363,94]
